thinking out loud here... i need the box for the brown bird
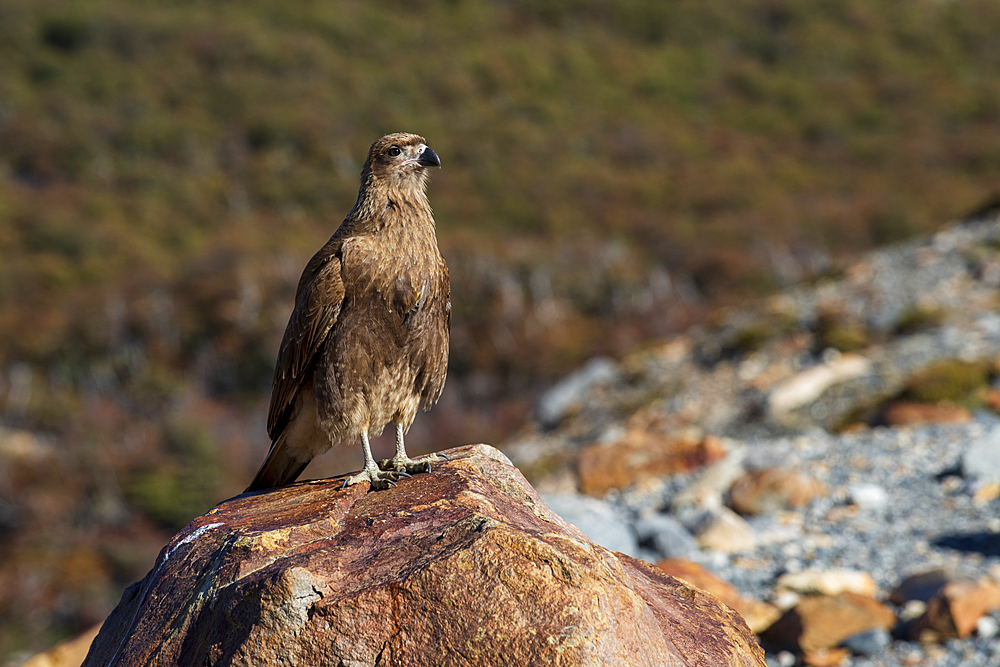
[246,133,450,491]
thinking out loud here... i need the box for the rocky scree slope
[504,216,1000,666]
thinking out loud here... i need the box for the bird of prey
[246,133,450,491]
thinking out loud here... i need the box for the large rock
[83,444,765,667]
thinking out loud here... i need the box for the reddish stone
[83,445,765,667]
[912,579,1000,640]
[578,428,726,497]
[657,558,779,633]
[728,468,826,516]
[762,593,896,653]
[658,559,745,611]
[882,401,971,427]
[984,388,1000,413]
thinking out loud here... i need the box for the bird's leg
[343,432,408,490]
[393,420,408,460]
[379,421,445,475]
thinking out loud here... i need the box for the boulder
[83,444,765,667]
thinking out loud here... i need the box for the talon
[341,478,349,491]
[377,452,442,476]
[437,452,450,461]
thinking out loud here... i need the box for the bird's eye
[387,146,402,157]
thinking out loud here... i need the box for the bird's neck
[347,174,432,229]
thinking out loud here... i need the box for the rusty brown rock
[728,467,826,516]
[578,427,726,497]
[657,558,745,610]
[882,401,972,427]
[762,593,896,653]
[656,559,780,634]
[984,388,1000,413]
[83,444,765,667]
[911,579,1000,641]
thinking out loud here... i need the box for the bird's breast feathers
[339,223,443,311]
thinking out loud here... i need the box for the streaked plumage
[246,132,450,491]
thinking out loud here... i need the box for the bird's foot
[342,466,411,491]
[378,452,447,475]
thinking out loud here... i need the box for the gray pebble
[842,628,892,655]
[962,425,1000,483]
[633,514,697,558]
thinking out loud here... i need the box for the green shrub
[893,305,947,335]
[901,360,992,405]
[125,420,222,530]
[815,310,869,352]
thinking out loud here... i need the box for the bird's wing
[267,255,345,438]
[418,265,452,410]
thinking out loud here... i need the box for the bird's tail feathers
[245,433,310,492]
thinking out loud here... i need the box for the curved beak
[416,146,441,168]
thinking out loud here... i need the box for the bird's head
[362,132,441,196]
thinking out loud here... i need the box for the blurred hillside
[2,0,1000,660]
